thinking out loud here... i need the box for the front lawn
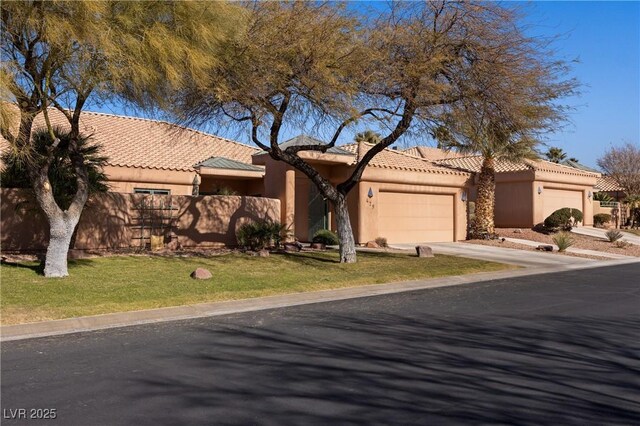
[1,251,511,325]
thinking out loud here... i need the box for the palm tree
[1,127,109,210]
[545,147,567,163]
[354,130,382,144]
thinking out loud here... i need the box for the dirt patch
[494,228,640,257]
[463,239,609,260]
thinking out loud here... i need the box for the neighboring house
[0,109,264,197]
[595,175,626,202]
[404,146,601,228]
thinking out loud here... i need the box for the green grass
[1,251,512,325]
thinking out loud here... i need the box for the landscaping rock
[365,241,379,248]
[257,249,270,257]
[284,242,302,252]
[190,268,212,279]
[513,229,522,234]
[416,245,434,258]
[536,245,554,252]
[309,243,326,250]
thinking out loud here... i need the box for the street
[2,263,640,425]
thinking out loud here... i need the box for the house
[253,136,472,244]
[1,109,264,197]
[0,110,604,251]
[404,147,601,228]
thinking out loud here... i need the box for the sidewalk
[571,226,640,245]
[3,256,638,342]
[504,237,636,260]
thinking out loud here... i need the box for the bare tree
[597,142,640,198]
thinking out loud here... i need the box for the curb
[2,258,638,342]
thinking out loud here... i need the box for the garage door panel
[378,192,454,243]
[543,189,583,219]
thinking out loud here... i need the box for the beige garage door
[378,192,454,243]
[543,188,583,219]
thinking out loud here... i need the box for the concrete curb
[2,257,638,342]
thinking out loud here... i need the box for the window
[134,188,170,195]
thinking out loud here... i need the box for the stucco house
[404,147,601,228]
[0,110,602,250]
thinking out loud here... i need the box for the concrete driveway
[389,242,598,268]
[572,226,640,245]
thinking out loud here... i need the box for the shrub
[552,232,574,252]
[312,229,339,245]
[375,237,388,248]
[605,229,623,242]
[593,192,613,203]
[614,240,630,249]
[236,220,286,250]
[544,208,583,231]
[593,213,612,227]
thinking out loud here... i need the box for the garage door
[543,188,583,219]
[378,192,454,243]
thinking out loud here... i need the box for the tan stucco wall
[105,165,196,196]
[494,181,534,228]
[1,189,280,252]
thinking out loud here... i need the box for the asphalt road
[2,263,640,425]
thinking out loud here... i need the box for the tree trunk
[333,194,357,263]
[471,156,496,238]
[44,213,81,277]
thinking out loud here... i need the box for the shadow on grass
[1,257,96,276]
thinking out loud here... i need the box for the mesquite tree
[597,143,640,198]
[0,1,242,277]
[175,1,553,262]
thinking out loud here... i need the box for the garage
[542,188,583,219]
[378,192,454,243]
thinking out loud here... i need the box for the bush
[593,213,612,227]
[375,237,388,248]
[312,229,339,245]
[605,229,623,242]
[552,232,574,252]
[614,240,630,249]
[236,220,286,250]
[544,208,583,231]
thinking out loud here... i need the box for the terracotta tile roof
[340,143,470,175]
[403,146,465,160]
[596,176,624,192]
[0,108,260,172]
[434,155,600,177]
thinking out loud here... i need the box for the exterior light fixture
[461,191,468,202]
[537,186,543,195]
[588,191,592,199]
[367,188,374,198]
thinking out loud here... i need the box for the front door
[308,184,328,240]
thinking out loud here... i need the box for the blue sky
[92,1,639,170]
[521,1,640,168]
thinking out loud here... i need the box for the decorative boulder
[365,241,380,248]
[257,249,270,257]
[190,268,212,280]
[283,242,302,252]
[536,245,554,252]
[513,229,522,234]
[309,242,326,250]
[416,245,434,258]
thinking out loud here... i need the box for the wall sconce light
[368,187,374,198]
[588,191,592,199]
[537,186,543,195]
[461,191,468,202]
